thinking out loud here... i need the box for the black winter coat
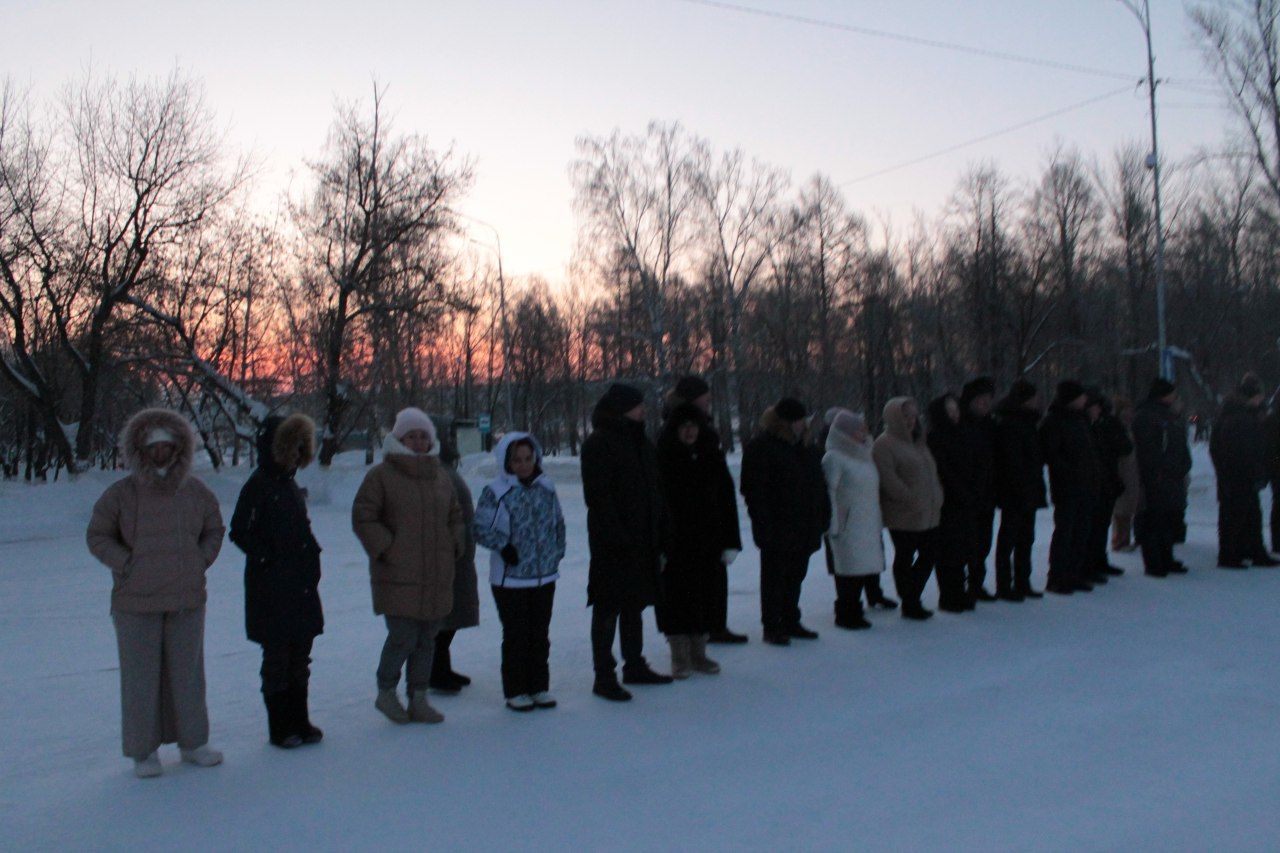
[960,411,997,506]
[740,409,831,555]
[1263,409,1280,486]
[993,400,1047,511]
[1210,398,1268,497]
[1039,403,1101,508]
[229,419,324,646]
[581,404,666,609]
[926,398,979,565]
[1132,398,1192,514]
[655,415,742,634]
[1091,413,1135,504]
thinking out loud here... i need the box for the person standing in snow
[229,414,325,750]
[655,402,741,677]
[352,408,464,725]
[926,393,977,614]
[581,383,673,702]
[431,436,481,693]
[1085,389,1133,583]
[1110,397,1142,553]
[822,409,886,630]
[873,397,945,621]
[740,398,831,645]
[1132,378,1193,578]
[664,374,749,645]
[958,377,999,602]
[1039,381,1100,594]
[86,408,225,778]
[1209,373,1278,568]
[473,432,566,712]
[992,379,1047,600]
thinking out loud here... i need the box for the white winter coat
[822,427,886,577]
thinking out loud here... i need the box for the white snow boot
[180,745,223,768]
[133,752,162,778]
[506,694,536,712]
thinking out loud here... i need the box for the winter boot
[133,752,163,779]
[409,689,445,724]
[668,636,693,680]
[375,689,410,725]
[901,601,933,621]
[762,630,791,646]
[834,598,871,630]
[788,623,819,640]
[708,628,749,645]
[690,635,721,675]
[180,745,223,767]
[289,682,323,745]
[265,691,303,749]
[592,676,633,702]
[530,691,558,709]
[506,694,536,712]
[622,662,675,685]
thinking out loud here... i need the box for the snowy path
[2,447,1278,851]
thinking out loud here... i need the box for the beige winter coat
[872,397,944,532]
[352,435,465,621]
[86,408,225,613]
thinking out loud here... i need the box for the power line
[674,0,1144,83]
[840,85,1136,186]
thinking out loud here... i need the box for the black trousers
[492,583,555,698]
[709,560,730,632]
[591,603,645,678]
[759,548,812,633]
[1138,508,1179,574]
[863,573,890,604]
[967,505,996,590]
[833,575,867,618]
[1218,487,1266,562]
[888,528,938,606]
[1048,498,1091,585]
[431,630,456,683]
[994,506,1037,592]
[260,638,313,696]
[1086,495,1118,575]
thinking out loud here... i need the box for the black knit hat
[674,375,711,402]
[1056,380,1087,406]
[960,376,997,405]
[600,383,645,414]
[1007,378,1037,406]
[1147,377,1176,400]
[1239,372,1264,399]
[774,397,808,423]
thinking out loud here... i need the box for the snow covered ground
[2,444,1279,851]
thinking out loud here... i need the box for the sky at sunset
[6,0,1232,285]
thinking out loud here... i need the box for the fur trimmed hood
[881,397,921,444]
[759,406,805,445]
[120,408,197,487]
[256,413,316,473]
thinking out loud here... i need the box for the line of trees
[4,1,1280,477]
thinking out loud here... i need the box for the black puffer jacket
[1092,412,1135,503]
[993,398,1047,511]
[1132,397,1192,513]
[740,407,831,554]
[229,415,324,646]
[1210,397,1268,497]
[581,400,666,609]
[926,396,977,564]
[1039,401,1100,507]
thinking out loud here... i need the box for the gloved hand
[721,549,740,566]
[501,544,519,566]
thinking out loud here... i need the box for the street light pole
[1122,0,1171,379]
[458,214,516,430]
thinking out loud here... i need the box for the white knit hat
[391,407,437,444]
[144,427,177,447]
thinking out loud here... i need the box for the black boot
[289,682,323,745]
[592,676,633,702]
[834,599,871,630]
[621,662,675,685]
[708,628,750,645]
[265,692,303,749]
[901,601,933,621]
[429,632,471,693]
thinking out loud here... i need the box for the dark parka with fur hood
[740,407,831,554]
[581,395,666,609]
[229,414,325,646]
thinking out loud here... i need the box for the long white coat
[822,427,886,577]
